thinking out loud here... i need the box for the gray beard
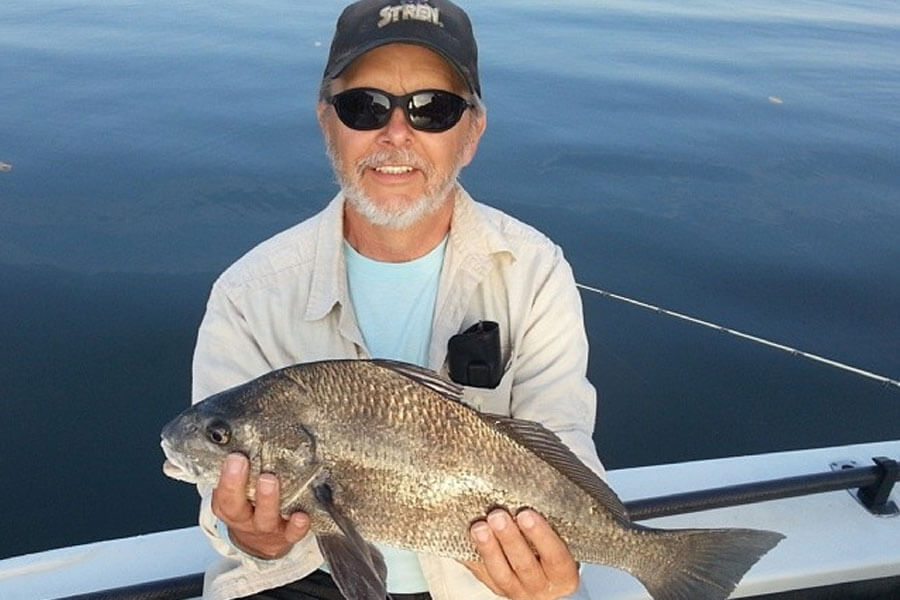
[326,144,460,230]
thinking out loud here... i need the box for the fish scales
[162,359,784,600]
[298,361,604,560]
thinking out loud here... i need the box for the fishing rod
[57,456,898,600]
[576,283,900,391]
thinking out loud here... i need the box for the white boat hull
[2,440,898,599]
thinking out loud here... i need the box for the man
[191,1,604,599]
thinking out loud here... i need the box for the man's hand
[465,509,579,600]
[211,453,310,560]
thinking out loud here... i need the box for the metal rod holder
[857,456,899,516]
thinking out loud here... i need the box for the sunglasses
[328,88,473,133]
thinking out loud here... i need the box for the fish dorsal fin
[479,413,630,522]
[369,359,465,403]
[367,360,627,519]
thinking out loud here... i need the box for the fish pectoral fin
[313,481,389,600]
[317,534,389,600]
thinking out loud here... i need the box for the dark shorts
[238,569,432,600]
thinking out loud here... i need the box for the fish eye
[205,420,231,446]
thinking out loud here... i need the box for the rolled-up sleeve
[508,245,605,479]
[192,281,273,404]
[191,281,281,570]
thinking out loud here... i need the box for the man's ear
[317,101,341,147]
[460,112,487,168]
[316,101,329,131]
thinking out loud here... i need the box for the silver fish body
[161,359,783,600]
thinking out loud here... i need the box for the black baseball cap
[323,0,481,98]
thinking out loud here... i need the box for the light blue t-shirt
[339,237,448,593]
[344,238,446,364]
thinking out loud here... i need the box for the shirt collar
[305,192,348,322]
[447,185,515,264]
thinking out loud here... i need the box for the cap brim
[324,38,479,97]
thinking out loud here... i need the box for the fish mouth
[160,440,199,484]
[162,459,198,483]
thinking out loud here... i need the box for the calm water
[1,0,899,559]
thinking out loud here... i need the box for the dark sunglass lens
[335,90,391,130]
[408,92,467,131]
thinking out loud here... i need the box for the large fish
[161,359,783,600]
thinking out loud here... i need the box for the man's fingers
[468,509,580,600]
[517,510,579,598]
[251,474,284,532]
[516,510,577,579]
[487,510,545,589]
[284,512,311,544]
[209,456,311,560]
[212,453,253,524]
[470,516,523,596]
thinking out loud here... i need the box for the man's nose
[378,105,414,146]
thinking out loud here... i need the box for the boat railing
[53,455,897,600]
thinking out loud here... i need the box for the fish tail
[628,526,784,600]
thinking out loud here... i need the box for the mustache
[355,149,433,176]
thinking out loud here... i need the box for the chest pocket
[442,320,516,415]
[453,356,514,416]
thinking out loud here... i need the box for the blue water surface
[1,0,898,558]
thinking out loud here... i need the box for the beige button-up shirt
[191,187,602,600]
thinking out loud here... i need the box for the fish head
[160,371,319,503]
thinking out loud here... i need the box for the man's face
[318,43,486,230]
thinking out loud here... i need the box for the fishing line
[576,283,900,391]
